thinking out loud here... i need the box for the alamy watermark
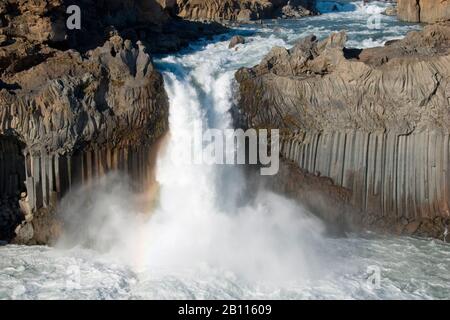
[367,14,383,30]
[168,121,280,176]
[67,5,81,30]
[366,265,381,290]
[66,265,82,290]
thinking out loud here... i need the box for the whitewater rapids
[1,1,449,300]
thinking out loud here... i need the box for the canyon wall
[0,32,169,243]
[176,0,316,21]
[236,24,450,238]
[0,137,26,242]
[398,0,450,23]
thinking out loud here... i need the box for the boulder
[0,0,67,43]
[277,0,313,18]
[0,35,8,46]
[14,222,34,244]
[383,6,397,17]
[404,221,422,235]
[229,35,246,48]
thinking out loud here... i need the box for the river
[0,1,449,300]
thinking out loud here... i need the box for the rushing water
[1,1,449,300]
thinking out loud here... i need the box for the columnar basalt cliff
[398,0,450,23]
[176,0,316,21]
[1,36,169,244]
[0,0,227,244]
[236,24,450,238]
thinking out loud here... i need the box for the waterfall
[131,42,328,283]
[3,1,449,300]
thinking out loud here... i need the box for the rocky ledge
[236,23,450,239]
[176,0,317,22]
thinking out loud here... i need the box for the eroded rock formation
[236,23,450,238]
[5,34,171,237]
[398,0,450,23]
[176,0,316,21]
[229,35,246,48]
[0,0,226,56]
[0,35,169,243]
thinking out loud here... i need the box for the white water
[1,1,449,300]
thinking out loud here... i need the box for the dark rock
[277,0,314,18]
[0,35,7,46]
[404,221,421,235]
[229,35,246,49]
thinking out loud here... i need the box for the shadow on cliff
[0,135,26,242]
[54,0,229,55]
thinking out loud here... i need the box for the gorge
[0,0,450,300]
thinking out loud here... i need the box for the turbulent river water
[1,1,449,300]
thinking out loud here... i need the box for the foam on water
[1,1,449,300]
[1,235,449,299]
[316,1,386,15]
[254,0,421,48]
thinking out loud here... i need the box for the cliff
[0,0,226,244]
[397,0,450,23]
[175,0,316,21]
[236,23,450,238]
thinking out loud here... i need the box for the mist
[54,38,332,285]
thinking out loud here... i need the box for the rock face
[0,137,26,242]
[0,0,227,244]
[176,0,316,21]
[263,159,354,235]
[398,0,450,23]
[236,23,450,238]
[2,36,169,155]
[0,36,169,243]
[68,0,226,53]
[383,5,397,17]
[0,0,226,55]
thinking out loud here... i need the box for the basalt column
[14,143,162,244]
[0,35,169,244]
[0,136,26,242]
[236,25,450,238]
[279,130,450,234]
